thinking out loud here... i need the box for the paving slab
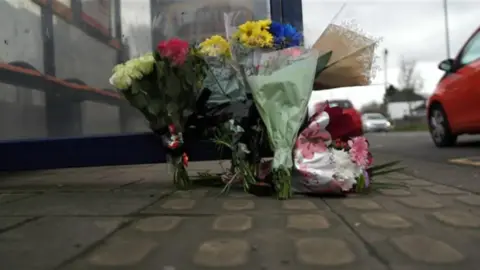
[0,191,164,216]
[0,192,38,204]
[0,216,36,232]
[0,166,479,270]
[0,217,128,270]
[62,195,386,270]
[324,184,480,270]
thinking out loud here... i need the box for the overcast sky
[304,0,479,107]
[121,0,479,108]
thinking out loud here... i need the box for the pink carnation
[283,47,303,57]
[348,136,369,168]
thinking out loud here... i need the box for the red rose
[156,38,190,66]
[367,152,373,166]
[323,103,357,140]
[182,153,189,166]
[168,140,180,149]
[334,138,342,148]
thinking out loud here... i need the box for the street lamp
[384,48,388,91]
[443,0,451,58]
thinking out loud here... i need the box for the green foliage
[355,160,407,193]
[211,122,257,195]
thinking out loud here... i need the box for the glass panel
[460,32,480,65]
[328,100,353,109]
[0,0,271,141]
[150,0,269,43]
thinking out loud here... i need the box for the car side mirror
[438,59,454,72]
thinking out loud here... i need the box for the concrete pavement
[2,162,480,270]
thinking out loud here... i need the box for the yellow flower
[234,20,273,48]
[198,35,231,57]
[258,19,271,30]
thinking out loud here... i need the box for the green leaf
[371,182,409,191]
[314,51,333,78]
[369,161,402,172]
[166,73,182,99]
[153,50,162,61]
[166,102,178,114]
[131,80,142,94]
[155,61,165,89]
[130,93,149,109]
[372,167,406,176]
[147,99,163,115]
[182,60,195,86]
[355,173,365,193]
[373,182,408,188]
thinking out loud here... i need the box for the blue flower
[268,22,303,48]
[269,21,285,45]
[283,24,303,47]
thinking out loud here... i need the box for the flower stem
[173,162,190,190]
[275,168,292,199]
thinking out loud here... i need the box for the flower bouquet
[222,18,324,199]
[109,38,206,189]
[291,101,404,194]
[312,20,381,90]
[202,16,340,199]
[198,35,246,105]
[107,6,405,200]
[248,48,319,199]
[194,34,258,190]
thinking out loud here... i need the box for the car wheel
[428,104,457,147]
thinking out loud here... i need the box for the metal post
[150,0,157,50]
[384,49,388,90]
[443,0,451,58]
[383,48,389,117]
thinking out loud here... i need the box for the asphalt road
[366,132,480,193]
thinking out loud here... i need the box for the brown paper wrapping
[312,24,377,90]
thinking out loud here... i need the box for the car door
[454,28,480,127]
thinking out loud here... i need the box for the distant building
[411,103,427,117]
[386,91,427,120]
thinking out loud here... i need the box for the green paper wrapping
[246,48,319,198]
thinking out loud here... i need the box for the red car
[427,26,480,147]
[327,99,364,137]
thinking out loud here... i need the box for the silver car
[362,113,393,132]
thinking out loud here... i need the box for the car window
[363,114,385,120]
[460,31,480,65]
[329,100,353,109]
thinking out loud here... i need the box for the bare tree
[397,58,424,115]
